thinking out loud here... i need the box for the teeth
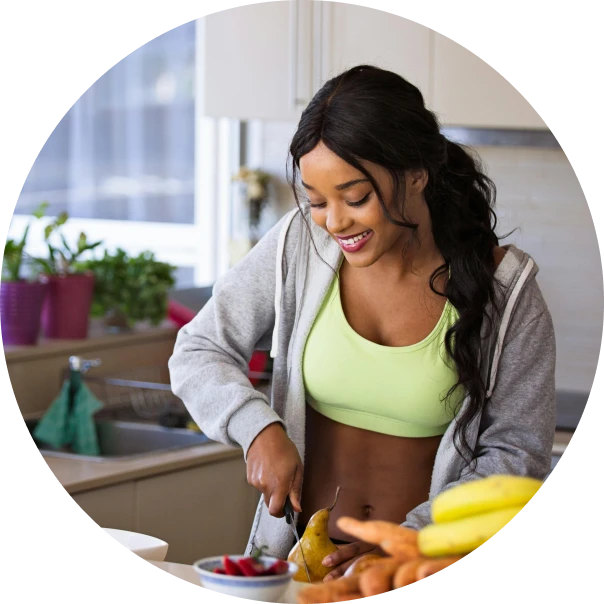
[342,231,369,246]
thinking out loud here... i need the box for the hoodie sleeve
[403,279,557,530]
[168,211,298,458]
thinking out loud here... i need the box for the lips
[336,229,373,253]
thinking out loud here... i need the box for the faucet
[68,356,102,374]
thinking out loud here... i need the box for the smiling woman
[168,65,556,581]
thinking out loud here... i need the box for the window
[10,19,239,288]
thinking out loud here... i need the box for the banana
[432,475,542,524]
[418,505,523,557]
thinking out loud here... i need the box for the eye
[306,197,327,209]
[347,192,372,207]
[305,191,371,209]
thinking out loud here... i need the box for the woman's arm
[168,211,298,458]
[403,282,557,530]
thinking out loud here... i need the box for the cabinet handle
[289,0,306,110]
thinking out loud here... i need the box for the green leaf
[55,212,69,227]
[32,201,49,219]
[60,233,73,257]
[251,545,269,561]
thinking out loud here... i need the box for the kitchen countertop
[43,441,243,494]
[41,423,573,495]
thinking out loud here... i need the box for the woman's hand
[246,422,303,517]
[322,543,383,581]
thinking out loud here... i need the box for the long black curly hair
[287,65,500,463]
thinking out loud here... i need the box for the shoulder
[493,246,507,268]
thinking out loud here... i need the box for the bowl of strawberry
[193,552,298,602]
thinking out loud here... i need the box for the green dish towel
[33,380,104,456]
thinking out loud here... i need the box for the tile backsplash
[253,121,602,393]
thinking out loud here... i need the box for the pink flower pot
[41,273,95,339]
[0,280,48,346]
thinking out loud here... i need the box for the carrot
[379,540,421,562]
[298,576,361,604]
[393,558,427,589]
[344,554,384,577]
[336,517,418,546]
[358,558,400,597]
[416,556,462,580]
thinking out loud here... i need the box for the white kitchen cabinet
[320,2,432,102]
[431,32,546,129]
[200,2,546,129]
[200,1,431,120]
[135,457,259,564]
[200,1,311,121]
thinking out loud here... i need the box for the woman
[169,65,556,580]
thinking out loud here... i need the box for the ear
[406,169,429,194]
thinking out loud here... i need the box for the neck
[370,220,444,283]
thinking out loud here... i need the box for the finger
[268,483,289,517]
[289,463,304,513]
[336,517,418,546]
[323,542,363,568]
[324,556,359,582]
[358,558,400,597]
[393,558,426,589]
[416,556,462,580]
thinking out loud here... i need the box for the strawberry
[222,556,243,576]
[213,568,227,574]
[266,560,289,576]
[237,557,265,577]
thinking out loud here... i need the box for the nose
[325,204,353,235]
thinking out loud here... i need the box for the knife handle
[283,495,295,524]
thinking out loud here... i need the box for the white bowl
[103,528,169,561]
[193,555,298,602]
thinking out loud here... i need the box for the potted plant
[32,210,102,339]
[78,248,176,332]
[1,204,48,345]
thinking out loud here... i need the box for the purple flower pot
[0,280,48,346]
[41,273,95,339]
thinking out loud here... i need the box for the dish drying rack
[65,356,272,425]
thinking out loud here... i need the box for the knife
[284,495,311,582]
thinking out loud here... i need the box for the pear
[288,486,341,583]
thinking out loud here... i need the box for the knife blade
[284,496,311,582]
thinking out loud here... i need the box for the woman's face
[299,142,419,268]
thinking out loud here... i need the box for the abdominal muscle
[299,405,442,542]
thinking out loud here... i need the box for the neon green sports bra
[302,276,463,438]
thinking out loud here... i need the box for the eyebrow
[301,178,369,192]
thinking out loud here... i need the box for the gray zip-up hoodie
[169,207,556,559]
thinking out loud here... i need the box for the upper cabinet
[321,2,431,98]
[430,32,546,128]
[199,1,546,130]
[200,1,311,121]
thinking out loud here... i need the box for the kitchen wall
[251,120,602,394]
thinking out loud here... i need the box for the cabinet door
[136,456,259,564]
[431,32,546,128]
[201,1,309,120]
[321,2,432,103]
[73,482,136,531]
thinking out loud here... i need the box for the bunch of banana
[418,474,543,558]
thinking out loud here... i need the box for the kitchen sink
[25,418,211,462]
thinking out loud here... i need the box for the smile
[336,230,373,253]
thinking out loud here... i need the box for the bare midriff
[299,405,442,542]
